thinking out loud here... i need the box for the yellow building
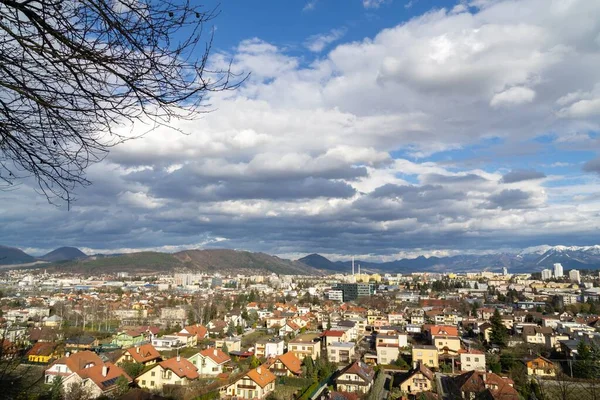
[412,345,439,369]
[26,342,60,363]
[288,334,321,361]
[399,363,434,395]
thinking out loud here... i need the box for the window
[151,371,155,376]
[474,358,479,362]
[151,381,154,386]
[142,380,146,385]
[466,357,471,362]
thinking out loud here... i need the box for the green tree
[367,371,386,400]
[50,376,63,400]
[222,343,229,355]
[119,361,145,378]
[489,309,508,347]
[303,356,316,381]
[573,341,600,379]
[115,375,130,397]
[250,355,261,369]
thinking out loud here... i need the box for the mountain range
[3,244,600,275]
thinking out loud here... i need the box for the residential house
[151,335,185,351]
[479,322,493,342]
[526,356,556,377]
[458,349,486,372]
[215,336,242,352]
[376,334,408,365]
[334,361,375,395]
[433,335,461,355]
[328,342,356,364]
[266,316,286,329]
[255,338,285,359]
[522,326,554,345]
[188,348,230,376]
[452,371,519,400]
[65,335,98,350]
[179,324,208,342]
[61,362,131,399]
[136,356,199,390]
[279,320,301,337]
[321,330,347,349]
[412,345,439,369]
[26,342,61,364]
[265,352,302,377]
[43,315,63,327]
[398,363,434,395]
[289,334,321,361]
[44,350,104,384]
[222,366,276,399]
[116,343,161,366]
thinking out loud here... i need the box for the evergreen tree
[489,309,508,347]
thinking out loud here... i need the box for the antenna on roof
[352,257,355,276]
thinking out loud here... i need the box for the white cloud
[363,0,389,9]
[305,28,347,53]
[490,87,536,108]
[5,0,600,257]
[558,98,600,118]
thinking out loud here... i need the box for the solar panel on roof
[101,377,119,387]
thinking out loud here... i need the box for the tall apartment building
[553,263,564,278]
[569,269,580,283]
[541,269,552,280]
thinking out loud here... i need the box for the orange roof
[429,325,459,337]
[53,350,103,373]
[286,321,300,331]
[276,352,302,375]
[246,366,276,388]
[182,324,208,339]
[78,362,131,391]
[200,348,231,365]
[125,344,161,363]
[159,357,199,380]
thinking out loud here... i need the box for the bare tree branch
[0,0,245,204]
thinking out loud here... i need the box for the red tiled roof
[200,348,230,365]
[78,362,131,391]
[125,344,161,363]
[276,352,302,375]
[321,330,345,337]
[246,366,276,388]
[52,350,103,373]
[159,357,199,380]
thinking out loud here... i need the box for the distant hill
[39,247,86,262]
[300,246,600,274]
[298,254,346,272]
[0,245,35,265]
[42,248,322,275]
[173,249,322,275]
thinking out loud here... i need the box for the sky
[3,0,600,260]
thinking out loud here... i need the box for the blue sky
[3,0,600,260]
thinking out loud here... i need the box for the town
[1,262,600,400]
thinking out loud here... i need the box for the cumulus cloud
[501,169,546,183]
[490,87,536,108]
[3,0,600,258]
[305,28,346,52]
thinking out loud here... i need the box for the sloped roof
[339,361,374,383]
[276,352,302,375]
[246,366,276,388]
[125,344,161,363]
[453,370,518,399]
[77,362,131,392]
[200,348,230,365]
[159,357,199,380]
[182,324,208,339]
[52,350,103,373]
[26,342,57,357]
